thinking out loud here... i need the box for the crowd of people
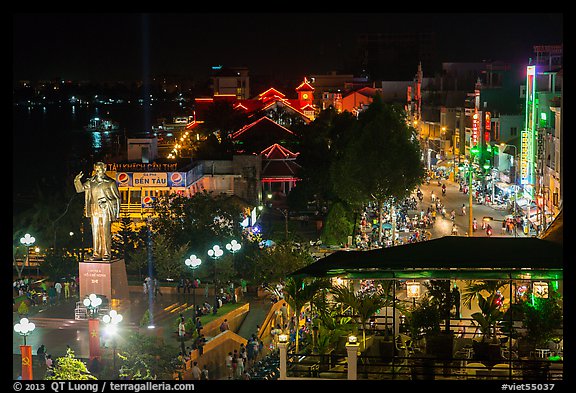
[13,276,77,310]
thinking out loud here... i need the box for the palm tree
[462,280,508,310]
[283,277,330,353]
[331,283,390,350]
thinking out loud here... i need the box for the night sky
[13,13,563,82]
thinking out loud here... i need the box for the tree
[151,191,244,280]
[39,249,79,283]
[320,201,355,245]
[521,291,563,349]
[150,233,189,280]
[461,280,508,310]
[331,96,425,242]
[45,348,97,380]
[247,240,314,285]
[117,332,178,380]
[290,108,358,211]
[331,283,390,349]
[283,277,331,353]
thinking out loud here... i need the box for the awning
[494,182,518,193]
[289,235,563,280]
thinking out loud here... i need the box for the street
[414,179,524,239]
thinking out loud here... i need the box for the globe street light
[207,245,223,313]
[102,310,123,375]
[185,254,202,318]
[83,293,103,364]
[226,239,241,268]
[83,293,103,318]
[20,233,36,277]
[14,317,36,380]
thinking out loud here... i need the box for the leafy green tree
[117,332,178,380]
[45,348,97,380]
[114,214,140,262]
[150,191,244,281]
[521,291,563,349]
[405,295,442,339]
[331,96,425,242]
[247,240,314,285]
[290,108,358,210]
[321,201,355,245]
[151,233,189,280]
[39,249,79,282]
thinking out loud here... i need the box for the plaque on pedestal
[79,259,129,302]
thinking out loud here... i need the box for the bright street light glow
[185,254,202,269]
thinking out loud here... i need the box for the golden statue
[74,162,121,261]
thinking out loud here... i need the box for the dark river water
[13,101,188,213]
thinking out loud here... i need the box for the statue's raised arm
[74,171,85,193]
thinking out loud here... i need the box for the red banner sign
[88,318,101,360]
[20,345,33,380]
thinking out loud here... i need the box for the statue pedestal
[79,259,129,302]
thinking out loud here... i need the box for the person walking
[191,361,201,380]
[153,277,163,297]
[225,352,233,379]
[64,281,70,299]
[178,318,186,354]
[235,351,244,379]
[54,281,62,302]
[200,365,209,380]
[36,344,46,367]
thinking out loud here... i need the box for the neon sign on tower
[521,65,536,192]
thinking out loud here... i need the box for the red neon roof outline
[233,102,249,111]
[295,77,315,92]
[260,143,300,159]
[258,88,286,99]
[231,116,296,139]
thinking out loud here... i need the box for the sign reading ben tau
[133,172,167,186]
[116,172,186,187]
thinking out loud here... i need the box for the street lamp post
[225,240,242,302]
[207,245,223,314]
[102,310,123,376]
[14,317,36,380]
[20,233,36,277]
[83,293,103,364]
[225,239,241,270]
[185,254,202,318]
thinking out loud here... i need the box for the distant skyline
[13,13,563,83]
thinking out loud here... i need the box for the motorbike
[473,219,477,231]
[486,225,493,237]
[442,188,446,197]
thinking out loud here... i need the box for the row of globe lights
[185,239,242,315]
